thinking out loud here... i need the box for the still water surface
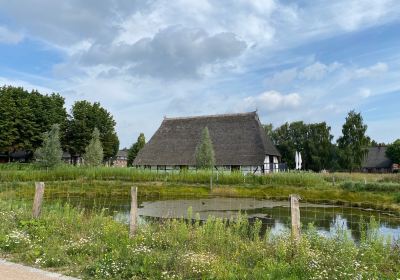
[113,197,400,241]
[4,185,400,241]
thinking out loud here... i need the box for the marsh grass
[341,181,400,192]
[1,178,400,213]
[0,201,399,279]
[0,165,329,187]
[1,165,399,214]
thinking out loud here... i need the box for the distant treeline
[0,86,119,161]
[264,111,398,172]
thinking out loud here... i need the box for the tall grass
[341,181,400,192]
[0,165,327,187]
[0,201,398,279]
[322,172,400,184]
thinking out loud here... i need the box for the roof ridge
[164,111,257,121]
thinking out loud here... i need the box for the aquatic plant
[0,201,399,279]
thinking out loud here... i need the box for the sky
[0,0,399,148]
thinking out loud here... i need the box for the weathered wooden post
[32,182,45,218]
[129,186,138,238]
[290,194,301,242]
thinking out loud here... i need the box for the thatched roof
[133,112,280,166]
[116,149,128,158]
[362,147,392,168]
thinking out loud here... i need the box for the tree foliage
[0,86,120,164]
[83,128,104,167]
[127,133,146,167]
[337,110,369,171]
[0,86,67,156]
[386,139,400,164]
[195,127,215,169]
[269,121,334,171]
[263,123,273,137]
[265,122,326,167]
[34,124,63,168]
[65,101,119,161]
[305,122,335,171]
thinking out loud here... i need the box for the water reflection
[5,184,399,242]
[114,197,400,241]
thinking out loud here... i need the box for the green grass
[341,181,400,192]
[1,179,399,213]
[0,164,330,187]
[0,201,399,279]
[1,164,400,213]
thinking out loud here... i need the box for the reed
[0,201,398,279]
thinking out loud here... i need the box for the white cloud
[265,68,298,87]
[0,76,54,93]
[0,0,145,47]
[359,88,372,98]
[0,0,399,146]
[243,90,301,112]
[79,26,247,79]
[0,26,23,44]
[298,62,341,80]
[265,61,342,87]
[354,62,388,78]
[266,61,389,89]
[333,0,396,31]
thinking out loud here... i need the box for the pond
[113,197,400,241]
[2,185,400,241]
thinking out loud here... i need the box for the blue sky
[0,0,399,147]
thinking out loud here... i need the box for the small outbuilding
[113,149,129,167]
[362,146,393,173]
[133,112,283,173]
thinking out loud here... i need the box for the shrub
[341,181,400,192]
[395,193,400,203]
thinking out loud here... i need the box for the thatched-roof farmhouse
[113,149,129,167]
[362,146,393,173]
[133,112,283,173]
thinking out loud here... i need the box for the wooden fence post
[130,186,138,238]
[290,194,301,242]
[32,182,45,218]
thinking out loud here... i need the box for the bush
[341,181,400,192]
[395,193,400,203]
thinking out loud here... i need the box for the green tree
[35,124,63,168]
[83,128,104,167]
[305,122,334,171]
[268,121,334,171]
[127,133,146,167]
[0,86,67,159]
[270,122,307,169]
[195,127,215,169]
[263,123,273,137]
[386,139,400,164]
[337,110,369,171]
[65,101,119,162]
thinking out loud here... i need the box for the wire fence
[1,180,399,243]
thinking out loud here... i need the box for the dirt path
[0,259,79,280]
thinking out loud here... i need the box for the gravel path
[0,259,79,280]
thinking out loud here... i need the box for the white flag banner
[295,151,299,170]
[298,152,302,170]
